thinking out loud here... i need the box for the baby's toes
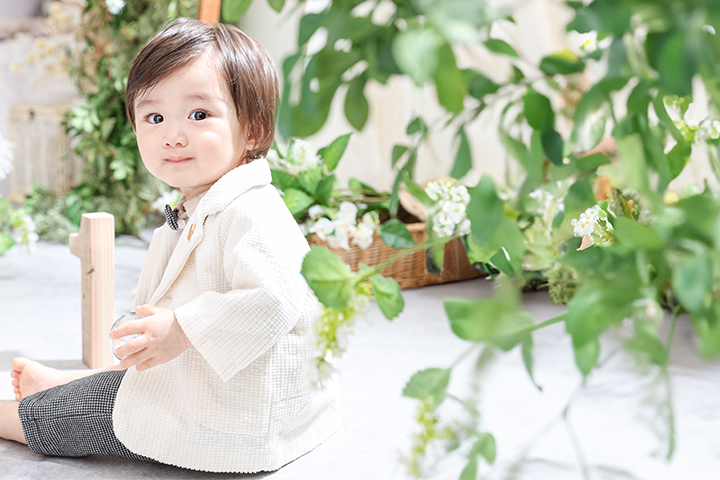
[12,378,19,387]
[10,370,19,378]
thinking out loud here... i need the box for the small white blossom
[266,148,282,169]
[571,212,596,237]
[308,204,325,220]
[152,190,181,212]
[336,201,358,225]
[309,217,334,241]
[106,0,125,15]
[328,224,353,250]
[286,139,321,175]
[361,211,380,229]
[425,180,471,238]
[684,103,703,129]
[352,222,375,249]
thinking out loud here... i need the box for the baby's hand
[111,304,193,372]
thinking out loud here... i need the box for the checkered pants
[18,369,155,462]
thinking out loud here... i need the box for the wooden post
[69,213,115,369]
[198,0,222,24]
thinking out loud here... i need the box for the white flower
[328,224,352,250]
[0,134,15,181]
[286,139,321,175]
[571,212,595,237]
[337,201,358,225]
[352,222,375,249]
[308,204,325,220]
[442,200,466,224]
[266,148,282,169]
[361,211,380,229]
[450,185,470,204]
[458,219,471,236]
[152,190,181,212]
[106,0,125,15]
[309,217,334,241]
[684,103,703,129]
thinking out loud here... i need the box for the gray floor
[1,237,719,480]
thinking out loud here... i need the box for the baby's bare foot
[10,357,73,401]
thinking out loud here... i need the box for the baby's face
[133,50,252,198]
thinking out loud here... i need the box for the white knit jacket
[112,159,339,472]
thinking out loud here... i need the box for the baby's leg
[0,401,26,444]
[10,357,124,401]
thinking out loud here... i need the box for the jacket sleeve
[173,191,311,382]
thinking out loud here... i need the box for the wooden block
[69,213,115,369]
[198,0,222,24]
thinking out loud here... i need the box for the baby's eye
[147,114,164,124]
[189,110,208,121]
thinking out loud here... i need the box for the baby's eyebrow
[135,98,157,111]
[185,93,221,104]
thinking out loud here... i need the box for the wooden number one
[198,0,222,24]
[69,213,115,369]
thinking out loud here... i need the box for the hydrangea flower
[425,180,471,238]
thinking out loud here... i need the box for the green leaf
[646,31,695,97]
[392,145,409,167]
[267,0,285,13]
[539,49,585,75]
[297,167,322,196]
[348,178,379,196]
[521,334,541,389]
[691,303,720,360]
[450,128,472,179]
[318,133,351,172]
[667,142,691,180]
[672,254,712,313]
[445,296,534,347]
[380,219,415,249]
[402,368,451,401]
[315,175,337,206]
[612,217,664,250]
[0,231,15,255]
[407,116,428,136]
[523,90,554,130]
[393,27,442,86]
[498,127,530,168]
[541,128,564,165]
[371,273,405,320]
[459,455,478,480]
[463,69,500,100]
[100,117,116,139]
[490,247,518,278]
[574,337,600,377]
[432,44,466,113]
[301,246,355,309]
[474,432,497,464]
[345,77,369,131]
[221,0,253,22]
[467,176,504,246]
[281,188,315,217]
[484,38,519,58]
[298,12,327,46]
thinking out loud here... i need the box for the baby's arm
[110,304,194,371]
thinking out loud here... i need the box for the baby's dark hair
[126,18,278,162]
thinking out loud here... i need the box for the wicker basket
[308,222,482,289]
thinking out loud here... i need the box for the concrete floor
[1,237,719,480]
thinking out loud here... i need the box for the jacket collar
[195,158,272,218]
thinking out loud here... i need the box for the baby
[1,18,338,472]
